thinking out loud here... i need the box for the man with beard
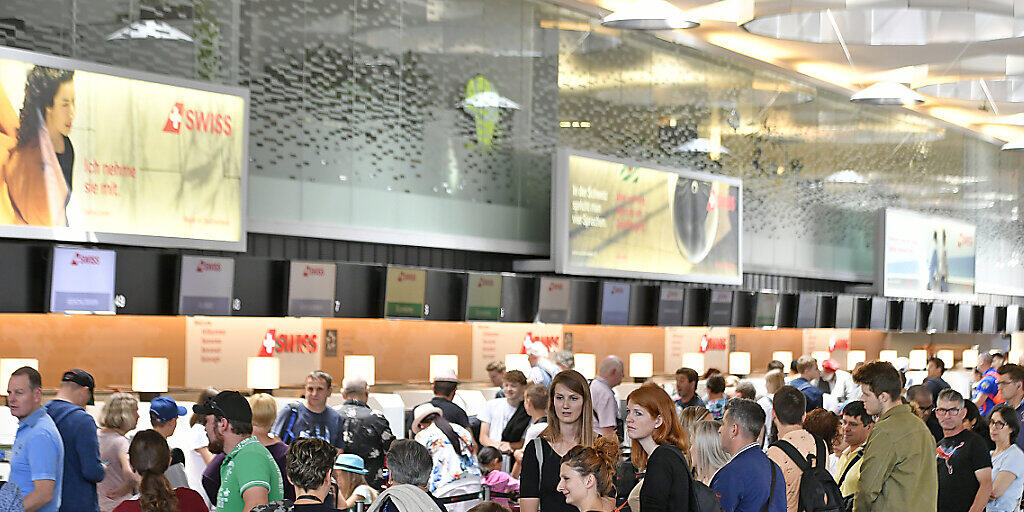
[194,391,284,512]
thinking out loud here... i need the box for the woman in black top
[556,436,620,512]
[626,383,692,512]
[520,370,597,512]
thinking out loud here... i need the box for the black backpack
[772,435,842,512]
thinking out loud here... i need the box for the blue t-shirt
[10,407,64,512]
[989,445,1024,512]
[270,403,345,447]
[975,369,1000,416]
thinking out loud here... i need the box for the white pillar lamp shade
[936,350,955,370]
[879,350,898,364]
[772,351,793,370]
[247,357,281,390]
[729,352,751,375]
[629,353,654,378]
[812,351,830,367]
[574,354,597,380]
[909,350,928,370]
[344,355,376,386]
[131,357,168,393]
[963,349,979,369]
[682,352,705,375]
[505,354,530,374]
[429,355,459,382]
[1,358,39,396]
[847,350,867,370]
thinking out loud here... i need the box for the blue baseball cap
[150,396,187,423]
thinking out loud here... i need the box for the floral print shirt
[414,423,481,493]
[337,399,395,490]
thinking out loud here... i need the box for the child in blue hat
[333,453,377,510]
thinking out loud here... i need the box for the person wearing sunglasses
[987,405,1024,512]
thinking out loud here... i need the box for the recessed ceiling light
[850,81,925,105]
[601,4,699,30]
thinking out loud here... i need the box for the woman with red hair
[626,383,694,511]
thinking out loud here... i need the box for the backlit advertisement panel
[553,150,741,284]
[0,47,246,250]
[879,208,975,300]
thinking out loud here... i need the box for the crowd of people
[5,346,1024,512]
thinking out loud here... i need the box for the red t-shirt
[113,488,209,512]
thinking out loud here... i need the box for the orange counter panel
[0,314,186,389]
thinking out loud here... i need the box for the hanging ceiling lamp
[601,2,700,30]
[850,81,925,105]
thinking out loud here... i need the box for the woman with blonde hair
[555,437,620,512]
[112,430,207,512]
[625,383,693,511]
[679,405,710,438]
[250,393,294,500]
[759,370,786,448]
[98,392,140,511]
[689,420,730,485]
[521,370,596,512]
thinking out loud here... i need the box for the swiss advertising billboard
[0,47,246,250]
[878,208,976,300]
[553,149,742,284]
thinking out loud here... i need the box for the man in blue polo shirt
[712,398,785,512]
[8,366,64,512]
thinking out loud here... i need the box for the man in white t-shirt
[480,370,528,455]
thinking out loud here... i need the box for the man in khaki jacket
[852,361,937,512]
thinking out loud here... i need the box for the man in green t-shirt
[194,391,284,512]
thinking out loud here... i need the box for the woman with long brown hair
[520,370,596,512]
[112,430,207,512]
[626,383,694,511]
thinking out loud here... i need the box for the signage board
[287,261,336,317]
[0,47,246,250]
[657,286,685,326]
[185,317,321,389]
[538,277,571,323]
[553,149,742,284]
[49,246,116,314]
[466,273,502,321]
[600,282,631,325]
[178,256,234,315]
[384,267,426,318]
[708,291,733,327]
[879,208,976,300]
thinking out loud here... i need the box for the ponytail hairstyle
[626,383,690,471]
[560,436,620,497]
[128,430,179,512]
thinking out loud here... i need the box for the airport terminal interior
[2,0,1024,510]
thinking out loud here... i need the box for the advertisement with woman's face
[0,48,246,249]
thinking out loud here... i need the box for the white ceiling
[554,0,1024,141]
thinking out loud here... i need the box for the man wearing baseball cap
[45,369,105,512]
[193,391,284,512]
[816,358,858,405]
[149,396,189,489]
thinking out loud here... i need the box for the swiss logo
[71,252,100,266]
[163,102,233,136]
